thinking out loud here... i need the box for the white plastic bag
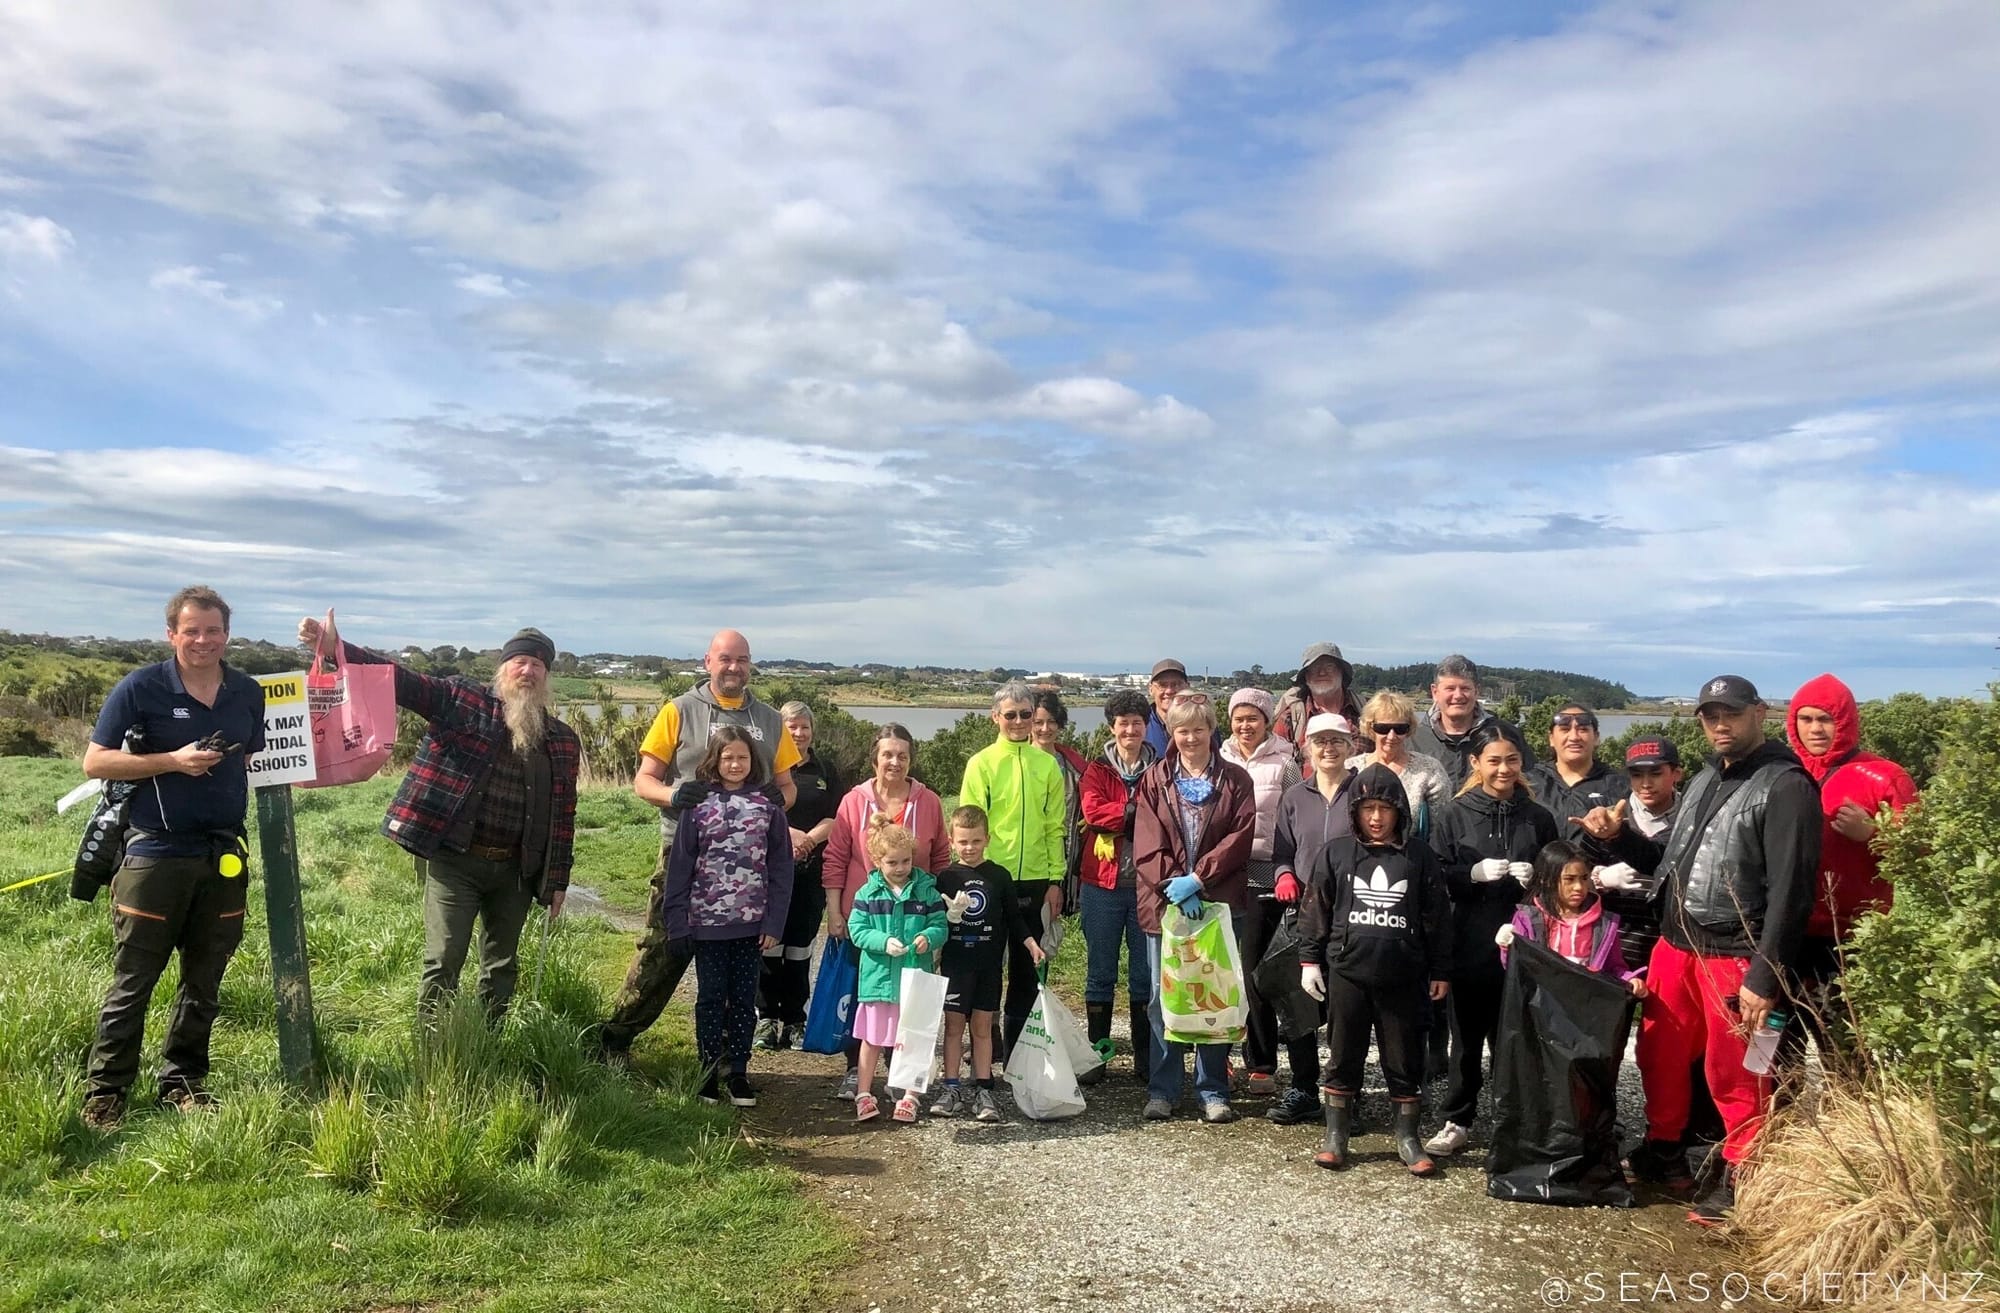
[1004,986,1087,1120]
[887,968,948,1095]
[1041,989,1104,1080]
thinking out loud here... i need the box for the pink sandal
[892,1092,920,1123]
[854,1092,880,1122]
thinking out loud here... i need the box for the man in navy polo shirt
[80,585,266,1129]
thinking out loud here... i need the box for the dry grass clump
[1735,1072,1994,1304]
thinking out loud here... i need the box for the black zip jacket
[1528,759,1630,857]
[1607,737,1820,1000]
[1431,786,1560,975]
[1297,765,1451,984]
[1412,707,1534,791]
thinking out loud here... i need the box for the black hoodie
[1431,783,1560,975]
[1296,764,1452,985]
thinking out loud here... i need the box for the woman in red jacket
[1784,674,1917,1065]
[1078,690,1159,1082]
[1133,692,1256,1123]
[820,723,951,1100]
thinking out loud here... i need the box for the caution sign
[247,670,317,787]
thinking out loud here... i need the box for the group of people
[75,590,1919,1233]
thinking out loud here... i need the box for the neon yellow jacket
[959,736,1066,887]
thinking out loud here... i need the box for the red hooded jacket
[1785,674,1918,940]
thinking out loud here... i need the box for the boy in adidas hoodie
[1296,764,1452,1176]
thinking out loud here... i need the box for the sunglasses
[1172,691,1212,705]
[1552,715,1598,731]
[1370,723,1411,736]
[998,710,1034,722]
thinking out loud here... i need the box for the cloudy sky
[3,1,1998,698]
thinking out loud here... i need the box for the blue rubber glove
[1175,895,1206,920]
[1165,874,1203,905]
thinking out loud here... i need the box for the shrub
[0,714,57,757]
[1844,685,2000,1146]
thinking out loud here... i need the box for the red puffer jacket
[1785,674,1919,940]
[1079,755,1142,890]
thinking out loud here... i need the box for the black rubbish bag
[1249,913,1323,1043]
[1485,937,1636,1208]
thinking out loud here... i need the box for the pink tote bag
[300,620,397,788]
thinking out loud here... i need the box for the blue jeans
[1080,883,1152,1007]
[1146,933,1232,1107]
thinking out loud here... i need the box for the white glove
[944,890,973,924]
[1300,964,1326,1001]
[885,937,907,957]
[1471,857,1511,883]
[1507,861,1533,883]
[1494,923,1517,948]
[1039,906,1065,958]
[1594,863,1642,892]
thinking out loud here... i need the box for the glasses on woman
[1552,715,1598,731]
[1371,722,1411,736]
[1171,691,1212,706]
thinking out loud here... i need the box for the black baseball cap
[1625,736,1682,770]
[1695,675,1760,712]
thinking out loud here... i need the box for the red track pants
[1637,939,1771,1165]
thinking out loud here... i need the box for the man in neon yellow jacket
[959,680,1067,1058]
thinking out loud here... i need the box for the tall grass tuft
[0,1067,83,1169]
[375,1083,488,1222]
[126,1087,307,1186]
[303,1081,378,1191]
[1738,1071,1997,1287]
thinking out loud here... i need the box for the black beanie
[500,627,555,668]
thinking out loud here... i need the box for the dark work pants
[1240,896,1321,1090]
[1442,961,1506,1127]
[601,841,698,1051]
[757,876,825,1026]
[1323,969,1425,1101]
[695,937,763,1076]
[418,852,535,1016]
[1001,880,1052,1054]
[1778,935,1854,1072]
[89,854,248,1096]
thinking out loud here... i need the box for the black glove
[669,781,710,810]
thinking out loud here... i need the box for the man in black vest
[597,629,798,1064]
[1577,675,1819,1227]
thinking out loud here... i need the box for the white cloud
[0,210,72,262]
[453,271,513,298]
[149,264,284,321]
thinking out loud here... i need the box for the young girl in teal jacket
[846,814,950,1123]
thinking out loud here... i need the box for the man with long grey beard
[298,613,580,1017]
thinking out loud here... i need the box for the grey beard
[499,686,548,755]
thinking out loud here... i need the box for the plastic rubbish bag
[1159,901,1246,1044]
[887,968,948,1094]
[1005,986,1087,1120]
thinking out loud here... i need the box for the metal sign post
[255,783,318,1086]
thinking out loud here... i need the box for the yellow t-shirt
[638,694,802,776]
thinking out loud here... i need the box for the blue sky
[2,0,1997,699]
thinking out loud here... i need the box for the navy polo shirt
[90,659,267,857]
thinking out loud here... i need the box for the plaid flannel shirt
[345,643,579,893]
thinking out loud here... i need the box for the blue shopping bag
[800,940,857,1054]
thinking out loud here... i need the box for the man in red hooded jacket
[1784,674,1918,1061]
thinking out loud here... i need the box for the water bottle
[1743,1009,1789,1074]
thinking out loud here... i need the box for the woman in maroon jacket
[1133,692,1256,1123]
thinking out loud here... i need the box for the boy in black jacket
[930,805,1044,1123]
[1298,764,1452,1176]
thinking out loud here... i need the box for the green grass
[0,759,850,1312]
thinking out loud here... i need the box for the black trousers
[1323,968,1426,1101]
[757,875,825,1026]
[88,854,247,1096]
[1778,935,1854,1069]
[1241,896,1322,1090]
[1442,960,1506,1127]
[1001,880,1052,1050]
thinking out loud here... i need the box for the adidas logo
[1349,863,1409,929]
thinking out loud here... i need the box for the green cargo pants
[418,851,535,1018]
[598,839,696,1051]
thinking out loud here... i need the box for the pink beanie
[1228,687,1276,723]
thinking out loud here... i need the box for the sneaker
[1201,1100,1240,1125]
[82,1091,125,1131]
[892,1092,921,1123]
[1424,1121,1471,1156]
[727,1075,757,1108]
[854,1092,881,1122]
[1688,1166,1735,1226]
[972,1088,1003,1123]
[832,1070,859,1102]
[1265,1087,1321,1125]
[159,1083,218,1112]
[1142,1098,1174,1121]
[1245,1070,1278,1097]
[754,1018,784,1051]
[778,1023,799,1051]
[930,1085,970,1118]
[698,1073,722,1106]
[1626,1138,1694,1191]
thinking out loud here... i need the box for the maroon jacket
[1132,751,1256,934]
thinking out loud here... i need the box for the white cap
[1304,712,1356,739]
